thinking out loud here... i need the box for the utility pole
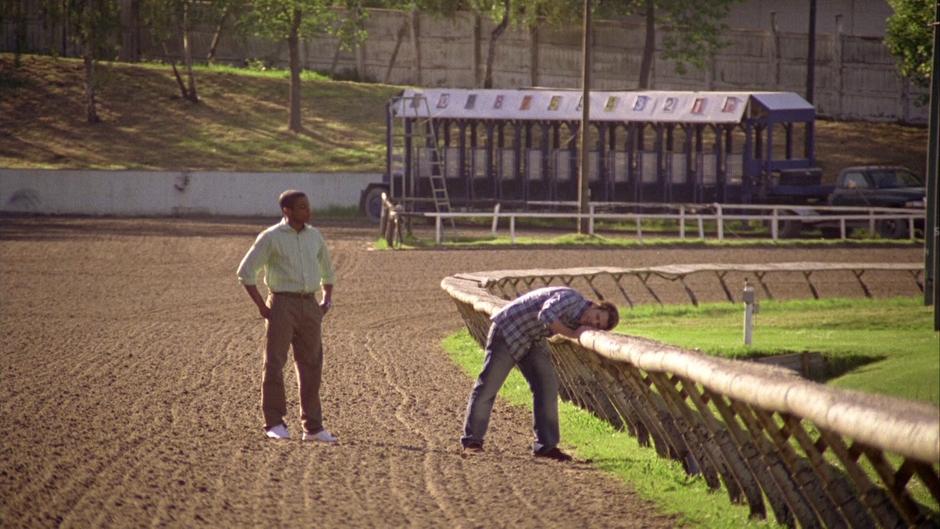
[925,1,940,330]
[806,0,817,105]
[578,0,592,234]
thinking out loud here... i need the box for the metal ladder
[389,94,454,229]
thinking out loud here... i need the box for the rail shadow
[0,213,374,241]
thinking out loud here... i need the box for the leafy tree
[885,0,936,89]
[142,0,238,103]
[499,0,738,89]
[4,0,28,67]
[43,0,121,123]
[207,0,247,63]
[239,0,366,133]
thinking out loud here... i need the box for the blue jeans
[461,325,560,453]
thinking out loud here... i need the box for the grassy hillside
[0,54,398,172]
[0,53,930,177]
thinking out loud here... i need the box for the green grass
[443,330,784,529]
[315,205,362,218]
[617,297,940,405]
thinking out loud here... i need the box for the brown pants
[262,293,324,434]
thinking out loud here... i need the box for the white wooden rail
[418,202,924,245]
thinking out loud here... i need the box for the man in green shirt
[237,190,337,443]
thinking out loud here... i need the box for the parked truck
[822,165,925,238]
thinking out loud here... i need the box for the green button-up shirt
[237,219,335,293]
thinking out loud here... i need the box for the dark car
[827,166,925,238]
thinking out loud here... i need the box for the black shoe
[533,447,573,462]
[462,441,484,453]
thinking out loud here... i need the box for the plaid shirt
[491,287,592,360]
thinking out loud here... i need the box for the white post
[679,205,686,239]
[743,279,757,346]
[510,215,516,243]
[771,208,779,240]
[636,214,643,239]
[435,215,442,245]
[491,203,500,235]
[589,203,595,235]
[716,204,724,241]
[868,209,875,235]
[909,217,915,240]
[697,216,705,239]
[840,217,846,239]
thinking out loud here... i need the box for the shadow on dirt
[0,214,374,241]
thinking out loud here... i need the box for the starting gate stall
[370,88,818,217]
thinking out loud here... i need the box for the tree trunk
[83,0,100,124]
[409,9,421,85]
[119,0,141,62]
[182,2,198,103]
[473,14,482,87]
[163,41,189,100]
[206,6,230,64]
[13,0,26,67]
[288,7,303,133]
[354,4,367,81]
[383,17,409,84]
[638,0,654,89]
[528,23,539,87]
[483,0,510,89]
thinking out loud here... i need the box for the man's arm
[244,284,271,319]
[317,231,335,315]
[539,290,589,338]
[547,319,589,339]
[237,232,272,319]
[320,283,333,314]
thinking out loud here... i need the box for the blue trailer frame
[362,89,826,218]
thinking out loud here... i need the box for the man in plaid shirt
[461,287,618,461]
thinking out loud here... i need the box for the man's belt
[272,291,318,299]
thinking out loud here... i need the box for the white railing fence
[415,202,925,245]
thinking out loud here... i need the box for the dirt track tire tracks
[1,217,923,528]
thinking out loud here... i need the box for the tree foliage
[655,0,737,76]
[142,0,223,102]
[459,0,739,87]
[885,0,936,88]
[42,0,121,122]
[237,0,368,132]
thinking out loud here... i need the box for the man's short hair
[597,301,619,331]
[279,190,307,210]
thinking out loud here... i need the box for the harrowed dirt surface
[0,216,924,528]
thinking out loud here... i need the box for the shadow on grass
[820,354,887,381]
[739,350,886,383]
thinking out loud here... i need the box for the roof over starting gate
[393,88,814,125]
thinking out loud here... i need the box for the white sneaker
[265,424,290,440]
[302,429,338,443]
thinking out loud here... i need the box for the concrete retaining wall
[0,170,382,216]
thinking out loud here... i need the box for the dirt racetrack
[0,216,925,529]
